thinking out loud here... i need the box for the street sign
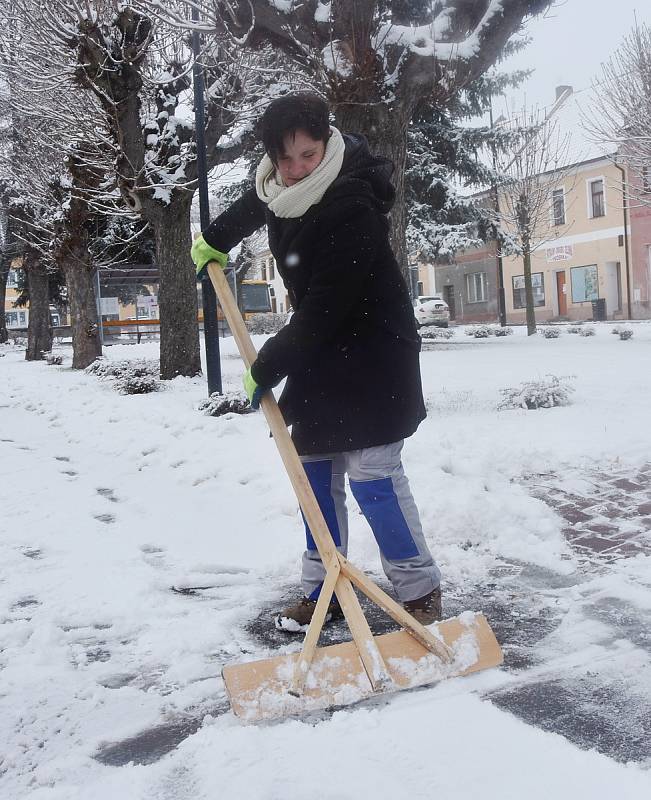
[100,297,120,315]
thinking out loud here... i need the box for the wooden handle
[206,263,392,691]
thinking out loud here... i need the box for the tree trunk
[0,256,8,344]
[522,248,537,336]
[24,250,52,360]
[150,197,201,380]
[62,259,103,369]
[334,101,412,291]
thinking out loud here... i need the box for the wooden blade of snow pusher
[222,612,502,722]
[207,263,503,722]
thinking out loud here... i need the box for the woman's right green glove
[191,235,228,278]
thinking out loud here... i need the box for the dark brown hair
[261,93,330,164]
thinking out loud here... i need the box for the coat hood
[325,133,396,213]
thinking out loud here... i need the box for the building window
[5,310,27,327]
[512,273,545,309]
[589,178,605,218]
[6,268,20,288]
[552,188,565,226]
[571,265,599,303]
[466,272,487,303]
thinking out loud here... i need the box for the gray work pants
[300,440,441,603]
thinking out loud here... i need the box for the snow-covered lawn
[1,322,650,799]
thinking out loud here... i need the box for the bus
[238,279,274,317]
[200,279,275,324]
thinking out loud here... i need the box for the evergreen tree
[406,57,530,262]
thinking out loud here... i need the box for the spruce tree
[406,59,530,262]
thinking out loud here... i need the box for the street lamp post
[192,7,222,395]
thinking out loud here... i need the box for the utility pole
[192,6,222,395]
[489,99,507,327]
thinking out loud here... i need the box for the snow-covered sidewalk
[1,323,650,799]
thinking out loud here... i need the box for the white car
[413,295,450,328]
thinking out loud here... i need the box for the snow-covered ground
[1,322,650,799]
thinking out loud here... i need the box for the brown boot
[274,596,343,633]
[403,586,442,625]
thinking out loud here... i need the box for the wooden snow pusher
[208,263,503,723]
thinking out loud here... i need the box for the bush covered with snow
[115,373,159,395]
[498,374,575,411]
[198,391,250,416]
[419,326,455,339]
[541,327,561,339]
[619,328,634,340]
[464,325,491,338]
[85,357,160,394]
[245,313,289,335]
[45,353,63,365]
[464,324,511,338]
[578,326,596,337]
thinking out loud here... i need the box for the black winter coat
[203,134,426,455]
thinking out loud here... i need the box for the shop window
[571,264,599,303]
[512,273,545,309]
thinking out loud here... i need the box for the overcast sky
[496,0,649,114]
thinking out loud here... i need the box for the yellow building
[500,156,629,323]
[423,87,642,324]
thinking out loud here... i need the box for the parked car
[413,295,450,328]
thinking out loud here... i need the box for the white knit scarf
[255,126,345,218]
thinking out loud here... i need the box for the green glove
[243,367,264,410]
[191,235,228,278]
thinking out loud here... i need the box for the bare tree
[58,2,277,378]
[0,1,110,366]
[585,20,651,208]
[154,0,553,280]
[0,200,10,343]
[495,108,574,335]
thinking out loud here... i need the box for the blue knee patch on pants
[302,460,341,550]
[350,477,420,560]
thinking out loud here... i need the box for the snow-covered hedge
[498,374,575,410]
[464,324,512,338]
[419,326,455,339]
[245,313,289,335]
[464,325,490,338]
[45,353,63,365]
[619,328,634,340]
[578,326,596,337]
[198,391,250,416]
[541,327,561,339]
[85,357,160,394]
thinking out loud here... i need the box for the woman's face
[275,128,326,186]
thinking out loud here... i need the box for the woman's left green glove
[191,235,228,278]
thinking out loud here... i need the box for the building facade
[423,156,651,325]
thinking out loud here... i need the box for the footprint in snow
[96,487,119,503]
[21,547,42,560]
[94,513,116,525]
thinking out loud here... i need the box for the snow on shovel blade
[222,612,503,723]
